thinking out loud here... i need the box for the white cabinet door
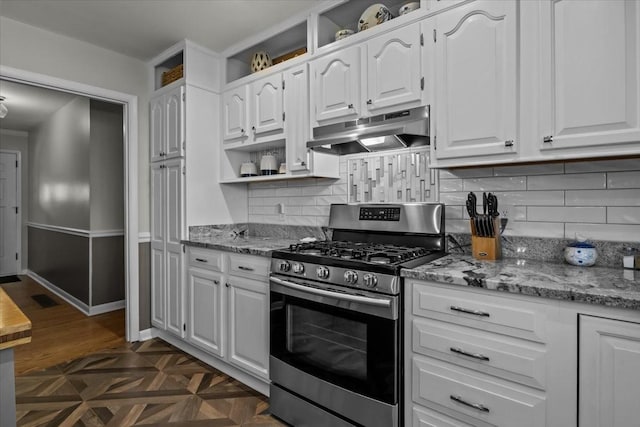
[187,267,224,357]
[150,163,165,329]
[285,64,311,173]
[227,276,269,379]
[311,45,361,125]
[579,315,640,427]
[164,85,185,159]
[367,23,423,114]
[164,159,184,337]
[222,85,248,141]
[432,0,518,160]
[150,96,164,162]
[250,73,284,136]
[538,0,640,155]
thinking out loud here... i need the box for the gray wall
[92,236,125,305]
[29,97,90,229]
[0,130,29,270]
[90,100,124,231]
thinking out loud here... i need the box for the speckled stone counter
[402,255,640,310]
[183,235,299,257]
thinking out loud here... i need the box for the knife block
[470,216,502,261]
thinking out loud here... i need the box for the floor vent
[31,294,59,308]
[0,275,21,284]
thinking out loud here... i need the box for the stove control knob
[316,266,330,279]
[344,270,358,284]
[363,273,378,288]
[292,262,305,274]
[278,261,291,272]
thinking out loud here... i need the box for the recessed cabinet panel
[222,86,248,141]
[432,0,518,160]
[150,98,164,162]
[285,64,311,172]
[251,73,284,136]
[165,159,184,246]
[311,45,361,125]
[539,0,640,152]
[166,247,184,337]
[150,246,165,329]
[188,268,224,357]
[150,164,164,244]
[367,23,423,113]
[165,87,184,159]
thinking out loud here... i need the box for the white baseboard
[138,328,156,341]
[27,270,125,317]
[27,270,90,315]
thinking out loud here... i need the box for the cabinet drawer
[412,356,546,427]
[413,406,475,427]
[413,317,546,389]
[411,281,547,342]
[228,253,269,280]
[187,247,223,272]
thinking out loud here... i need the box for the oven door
[270,275,399,406]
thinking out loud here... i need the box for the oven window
[287,305,367,381]
[271,290,398,404]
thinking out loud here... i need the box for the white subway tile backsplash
[527,173,606,190]
[439,168,494,179]
[316,195,349,205]
[493,163,564,176]
[301,185,333,197]
[493,190,565,206]
[607,171,640,189]
[565,223,640,242]
[463,176,526,192]
[445,206,464,219]
[566,189,640,206]
[445,219,473,233]
[287,196,317,206]
[249,188,277,198]
[332,184,348,195]
[302,205,331,216]
[439,192,469,205]
[275,186,303,197]
[527,206,606,223]
[439,179,464,192]
[607,207,640,224]
[504,221,565,238]
[565,159,640,173]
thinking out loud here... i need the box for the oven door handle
[270,276,391,307]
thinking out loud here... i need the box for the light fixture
[0,96,7,119]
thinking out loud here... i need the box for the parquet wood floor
[1,275,125,374]
[15,339,286,426]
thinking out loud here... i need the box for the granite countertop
[182,235,299,257]
[402,255,640,310]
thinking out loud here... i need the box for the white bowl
[335,29,355,41]
[564,244,598,267]
[358,4,393,32]
[398,2,419,15]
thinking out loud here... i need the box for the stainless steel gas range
[269,203,446,427]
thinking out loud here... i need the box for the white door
[187,267,224,357]
[222,86,249,141]
[250,73,284,137]
[366,22,423,114]
[538,0,640,154]
[227,276,269,379]
[311,45,361,125]
[0,152,19,276]
[432,0,518,160]
[579,315,640,427]
[164,86,185,159]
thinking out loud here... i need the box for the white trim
[0,129,29,137]
[2,65,140,343]
[90,230,126,238]
[26,222,125,238]
[27,270,90,315]
[0,149,21,276]
[89,299,126,315]
[138,232,151,243]
[138,328,156,341]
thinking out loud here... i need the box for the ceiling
[0,0,321,60]
[0,0,323,133]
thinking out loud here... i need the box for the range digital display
[359,207,401,221]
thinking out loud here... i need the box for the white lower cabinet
[185,247,270,382]
[579,315,640,427]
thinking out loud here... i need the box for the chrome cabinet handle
[450,305,490,317]
[366,99,372,105]
[213,280,220,285]
[225,283,230,288]
[240,128,245,134]
[450,395,490,413]
[543,135,553,143]
[238,266,254,271]
[504,140,514,147]
[347,103,354,109]
[195,258,208,263]
[450,347,490,361]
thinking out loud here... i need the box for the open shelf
[221,144,287,182]
[226,21,308,84]
[153,50,184,91]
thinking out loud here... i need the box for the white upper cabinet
[537,0,640,157]
[150,85,185,162]
[250,73,284,137]
[366,23,423,114]
[311,21,425,127]
[310,45,361,125]
[430,0,518,162]
[222,85,248,141]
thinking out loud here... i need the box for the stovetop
[284,241,434,266]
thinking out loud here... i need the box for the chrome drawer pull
[450,305,490,317]
[450,347,490,361]
[450,395,490,413]
[195,258,208,263]
[238,266,254,271]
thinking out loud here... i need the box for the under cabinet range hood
[307,105,429,155]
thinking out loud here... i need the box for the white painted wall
[0,129,29,269]
[0,16,150,232]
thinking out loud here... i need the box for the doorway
[0,150,20,276]
[0,65,139,342]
